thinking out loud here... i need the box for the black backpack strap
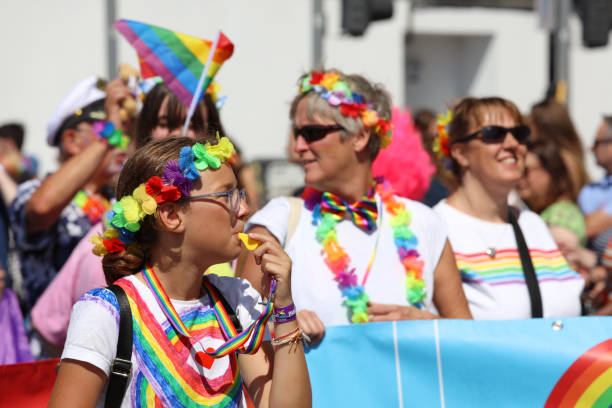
[508,209,544,318]
[105,284,133,408]
[203,277,243,333]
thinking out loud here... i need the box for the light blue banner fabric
[304,317,612,407]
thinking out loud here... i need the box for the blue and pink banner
[304,317,612,407]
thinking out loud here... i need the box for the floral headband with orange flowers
[90,135,235,256]
[432,110,452,169]
[299,71,392,149]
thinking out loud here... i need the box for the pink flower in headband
[163,160,193,196]
[145,176,182,204]
[326,92,343,106]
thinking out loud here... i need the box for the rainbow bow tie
[320,190,378,232]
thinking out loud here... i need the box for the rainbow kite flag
[114,19,234,107]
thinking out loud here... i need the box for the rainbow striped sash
[142,265,273,358]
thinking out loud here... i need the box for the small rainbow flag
[114,19,234,107]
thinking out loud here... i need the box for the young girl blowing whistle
[49,136,311,408]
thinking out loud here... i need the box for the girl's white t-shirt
[246,195,448,326]
[61,274,265,407]
[434,200,584,319]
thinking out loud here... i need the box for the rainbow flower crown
[90,135,235,256]
[299,71,392,149]
[432,110,452,169]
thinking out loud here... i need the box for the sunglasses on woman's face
[454,125,531,145]
[293,124,344,143]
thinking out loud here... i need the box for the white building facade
[1,1,610,177]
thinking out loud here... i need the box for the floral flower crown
[299,71,392,149]
[90,135,235,256]
[432,110,452,169]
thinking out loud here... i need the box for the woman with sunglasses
[240,69,471,344]
[433,97,584,319]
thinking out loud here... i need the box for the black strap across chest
[508,209,543,318]
[105,284,133,408]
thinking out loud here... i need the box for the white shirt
[434,200,584,319]
[246,194,448,326]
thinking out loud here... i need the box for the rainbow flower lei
[90,135,235,256]
[432,110,452,169]
[299,71,393,149]
[303,179,426,323]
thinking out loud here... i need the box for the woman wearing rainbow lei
[242,69,471,343]
[50,136,311,407]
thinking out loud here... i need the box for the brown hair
[135,83,226,148]
[289,69,392,161]
[444,96,524,188]
[102,137,201,284]
[529,98,589,197]
[525,139,574,211]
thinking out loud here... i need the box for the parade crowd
[1,43,611,406]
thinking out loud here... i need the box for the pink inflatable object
[372,107,435,200]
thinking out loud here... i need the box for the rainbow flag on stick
[114,19,234,108]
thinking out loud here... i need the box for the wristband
[271,328,305,348]
[93,121,131,150]
[273,302,297,323]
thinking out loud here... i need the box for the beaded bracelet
[271,328,304,348]
[273,302,297,324]
[93,121,131,150]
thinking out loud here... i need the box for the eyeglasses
[293,124,344,143]
[454,125,531,145]
[592,138,612,149]
[185,187,247,217]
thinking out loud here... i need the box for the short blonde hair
[289,69,391,161]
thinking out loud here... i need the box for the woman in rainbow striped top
[433,97,585,319]
[49,137,311,407]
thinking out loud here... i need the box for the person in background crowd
[529,98,589,200]
[414,109,449,207]
[134,82,209,147]
[49,137,311,407]
[0,122,37,301]
[31,81,231,356]
[578,116,612,258]
[0,267,33,364]
[433,97,584,319]
[8,76,131,311]
[594,235,612,315]
[518,140,587,250]
[517,139,608,313]
[240,69,471,344]
[0,122,38,184]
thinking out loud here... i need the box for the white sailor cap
[46,76,107,146]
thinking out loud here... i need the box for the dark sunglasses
[293,124,344,143]
[454,125,531,145]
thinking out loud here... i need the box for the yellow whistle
[238,233,261,251]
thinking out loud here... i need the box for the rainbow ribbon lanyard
[360,207,383,287]
[142,265,275,358]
